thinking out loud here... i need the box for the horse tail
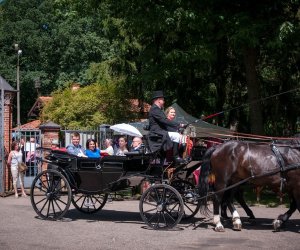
[197,146,217,215]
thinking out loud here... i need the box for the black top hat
[152,90,165,100]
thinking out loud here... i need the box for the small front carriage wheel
[71,193,108,214]
[30,169,72,220]
[139,184,184,230]
[170,180,200,220]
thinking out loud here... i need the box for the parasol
[110,123,143,138]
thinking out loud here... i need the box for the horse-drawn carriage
[30,125,201,230]
[30,120,300,232]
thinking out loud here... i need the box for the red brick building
[0,75,16,195]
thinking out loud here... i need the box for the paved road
[0,194,299,250]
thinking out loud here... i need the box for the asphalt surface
[0,193,299,250]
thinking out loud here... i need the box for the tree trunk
[243,47,264,135]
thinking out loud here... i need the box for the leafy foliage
[41,82,135,129]
[0,0,300,135]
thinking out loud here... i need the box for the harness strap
[271,144,285,171]
[271,143,286,192]
[247,143,254,178]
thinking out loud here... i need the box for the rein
[196,168,281,201]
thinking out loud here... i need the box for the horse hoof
[233,223,242,231]
[214,225,225,232]
[233,218,242,231]
[273,219,282,231]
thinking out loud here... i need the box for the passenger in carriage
[115,136,128,156]
[51,139,60,150]
[66,132,87,157]
[165,106,176,124]
[148,90,187,164]
[131,137,143,152]
[85,138,101,158]
[165,107,177,162]
[101,139,114,156]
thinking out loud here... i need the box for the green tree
[0,0,123,125]
[41,82,137,129]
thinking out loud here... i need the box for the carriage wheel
[71,193,108,214]
[30,169,71,220]
[170,180,200,219]
[139,184,184,230]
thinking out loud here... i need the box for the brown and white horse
[198,140,300,231]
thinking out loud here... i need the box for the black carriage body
[46,150,151,194]
[32,146,201,228]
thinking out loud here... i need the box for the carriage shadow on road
[40,207,300,233]
[63,207,144,225]
[57,207,211,231]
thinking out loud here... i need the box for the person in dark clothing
[148,90,186,164]
[131,137,143,152]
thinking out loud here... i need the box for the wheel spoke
[171,180,200,220]
[164,210,177,222]
[38,199,49,215]
[143,207,157,213]
[46,199,51,218]
[71,193,108,214]
[51,200,57,217]
[139,184,184,229]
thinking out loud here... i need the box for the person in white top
[115,137,128,156]
[101,139,114,155]
[7,141,27,198]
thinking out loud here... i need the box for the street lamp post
[14,44,22,128]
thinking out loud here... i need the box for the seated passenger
[101,139,114,156]
[66,132,86,157]
[51,139,60,150]
[85,138,101,158]
[131,137,143,152]
[115,136,128,156]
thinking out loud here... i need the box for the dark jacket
[149,104,180,133]
[148,104,179,151]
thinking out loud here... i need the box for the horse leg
[213,197,225,232]
[220,190,230,219]
[272,196,297,231]
[234,188,255,219]
[227,201,242,231]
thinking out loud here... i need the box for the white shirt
[102,146,114,155]
[115,148,128,156]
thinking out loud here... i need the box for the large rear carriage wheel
[71,193,108,214]
[139,184,184,230]
[171,180,200,219]
[30,169,71,220]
